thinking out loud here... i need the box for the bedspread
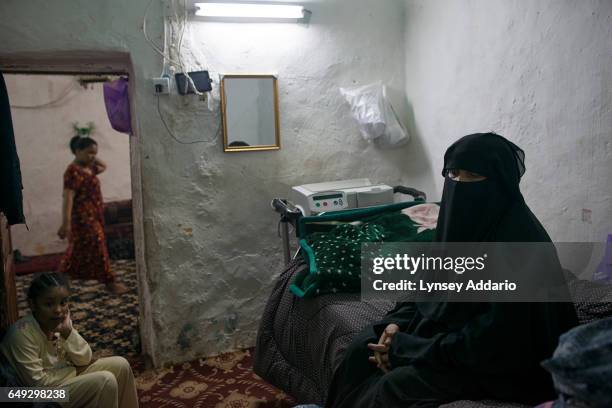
[254,259,612,406]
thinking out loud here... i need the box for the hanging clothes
[0,73,25,225]
[326,133,578,408]
[103,77,132,135]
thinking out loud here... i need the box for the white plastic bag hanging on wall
[339,81,410,148]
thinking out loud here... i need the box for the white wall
[0,0,429,365]
[403,0,612,242]
[146,0,426,364]
[6,74,132,256]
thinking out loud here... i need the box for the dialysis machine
[272,179,427,264]
[291,178,395,216]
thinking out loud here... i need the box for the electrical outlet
[152,77,170,95]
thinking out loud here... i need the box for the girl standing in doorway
[57,135,128,294]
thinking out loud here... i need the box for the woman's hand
[57,223,71,240]
[368,343,390,372]
[367,323,400,373]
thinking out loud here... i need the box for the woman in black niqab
[435,132,541,243]
[325,133,578,408]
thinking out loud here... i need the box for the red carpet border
[135,348,295,408]
[14,253,63,275]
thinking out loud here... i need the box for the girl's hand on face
[93,157,107,174]
[55,310,73,339]
[57,224,70,240]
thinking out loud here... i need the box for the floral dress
[58,163,114,283]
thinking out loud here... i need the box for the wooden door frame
[0,213,17,336]
[0,51,155,366]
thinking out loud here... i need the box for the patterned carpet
[135,349,295,408]
[15,259,296,407]
[15,259,141,360]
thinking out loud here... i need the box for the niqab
[326,133,579,407]
[434,133,529,242]
[422,133,561,324]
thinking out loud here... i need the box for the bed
[255,259,531,407]
[254,195,612,407]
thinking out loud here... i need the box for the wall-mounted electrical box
[152,77,170,95]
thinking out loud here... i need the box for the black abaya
[326,133,578,408]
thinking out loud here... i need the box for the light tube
[195,3,305,19]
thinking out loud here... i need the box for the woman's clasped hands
[367,323,400,373]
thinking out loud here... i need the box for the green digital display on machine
[314,193,343,201]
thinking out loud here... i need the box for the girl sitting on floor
[1,272,139,408]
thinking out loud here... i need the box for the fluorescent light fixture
[195,3,305,19]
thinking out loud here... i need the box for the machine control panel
[308,191,348,213]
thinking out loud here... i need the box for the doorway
[0,52,153,368]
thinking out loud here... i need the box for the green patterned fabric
[290,210,436,298]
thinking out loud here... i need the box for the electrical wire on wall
[10,80,78,109]
[143,0,181,74]
[174,0,206,97]
[144,0,219,145]
[143,0,205,96]
[156,95,221,144]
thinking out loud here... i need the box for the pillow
[541,317,612,408]
[290,208,438,298]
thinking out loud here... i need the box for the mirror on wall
[221,74,280,152]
